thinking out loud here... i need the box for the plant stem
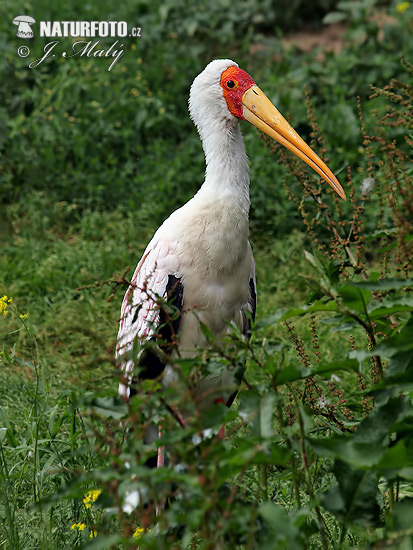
[339,525,348,546]
[289,385,329,550]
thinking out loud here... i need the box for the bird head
[189,59,346,201]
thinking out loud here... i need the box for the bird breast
[167,193,252,343]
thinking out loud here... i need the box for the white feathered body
[116,59,256,410]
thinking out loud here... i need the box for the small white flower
[360,177,375,196]
[317,396,330,409]
[123,489,141,514]
[192,427,214,445]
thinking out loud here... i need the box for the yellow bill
[242,85,346,201]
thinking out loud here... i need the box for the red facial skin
[220,66,255,119]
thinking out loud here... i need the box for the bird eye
[226,80,236,89]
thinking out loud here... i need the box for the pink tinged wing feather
[116,239,181,397]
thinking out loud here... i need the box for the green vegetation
[1,0,412,548]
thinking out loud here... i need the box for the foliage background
[0,0,412,548]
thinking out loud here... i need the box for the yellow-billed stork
[116,59,345,438]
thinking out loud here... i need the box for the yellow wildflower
[133,527,145,539]
[133,526,150,538]
[396,1,409,11]
[20,313,29,319]
[90,530,97,538]
[71,522,86,531]
[0,295,10,317]
[83,488,101,509]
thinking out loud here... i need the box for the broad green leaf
[322,461,380,526]
[349,320,413,375]
[365,228,397,239]
[217,440,288,485]
[390,498,413,531]
[258,502,303,549]
[353,397,413,444]
[274,359,358,386]
[199,402,233,431]
[310,396,412,468]
[386,352,413,380]
[256,301,338,329]
[351,278,412,291]
[368,295,413,319]
[377,440,413,477]
[337,284,371,314]
[397,468,413,481]
[238,390,274,438]
[308,436,382,467]
[375,328,413,359]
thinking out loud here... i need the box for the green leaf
[351,278,412,291]
[238,390,274,438]
[375,327,413,359]
[303,250,341,288]
[256,301,338,329]
[303,249,319,268]
[322,461,380,526]
[218,439,288,483]
[323,11,348,24]
[274,359,358,386]
[258,502,304,548]
[309,436,382,467]
[365,228,398,239]
[349,318,413,378]
[337,283,371,314]
[389,498,413,531]
[368,295,413,319]
[199,402,234,431]
[377,440,413,478]
[353,397,413,444]
[87,397,128,419]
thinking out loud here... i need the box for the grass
[1,197,359,548]
[1,194,314,394]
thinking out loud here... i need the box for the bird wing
[116,238,182,397]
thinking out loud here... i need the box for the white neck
[196,117,250,215]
